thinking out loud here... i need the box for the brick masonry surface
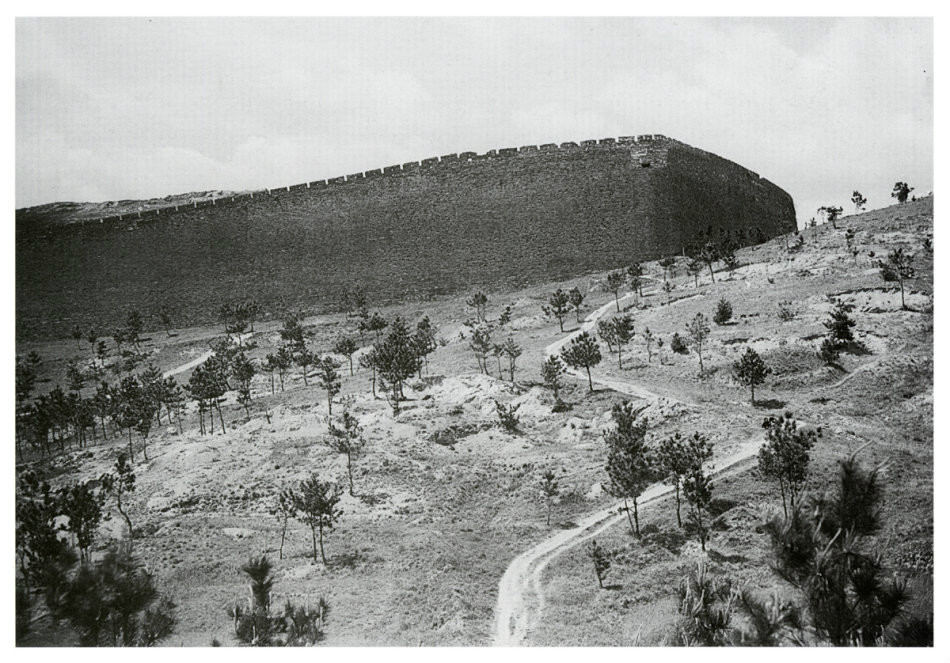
[16,136,795,340]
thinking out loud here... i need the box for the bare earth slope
[18,197,931,646]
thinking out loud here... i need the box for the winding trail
[162,333,253,379]
[492,287,764,646]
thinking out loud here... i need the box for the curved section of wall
[15,135,795,340]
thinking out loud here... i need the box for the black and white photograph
[9,9,941,651]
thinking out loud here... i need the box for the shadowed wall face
[16,136,795,340]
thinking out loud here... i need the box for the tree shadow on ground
[329,550,364,569]
[753,398,786,410]
[707,549,749,565]
[358,491,390,506]
[843,340,872,356]
[603,583,624,591]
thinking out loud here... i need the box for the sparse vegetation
[13,192,933,647]
[777,300,797,322]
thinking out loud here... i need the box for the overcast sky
[16,17,933,226]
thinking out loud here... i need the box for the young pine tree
[316,356,341,415]
[764,448,922,646]
[686,313,711,375]
[560,332,602,392]
[663,279,675,305]
[603,401,654,537]
[99,453,136,552]
[605,270,626,313]
[682,434,714,551]
[375,317,422,401]
[274,489,297,561]
[608,315,635,369]
[326,411,365,496]
[627,263,645,299]
[293,475,343,565]
[295,347,315,386]
[543,289,571,332]
[732,347,772,404]
[757,412,819,518]
[713,298,733,326]
[655,432,693,527]
[642,327,655,363]
[231,352,256,417]
[466,291,489,322]
[539,469,559,526]
[851,190,867,212]
[568,287,585,323]
[469,327,492,375]
[502,336,522,382]
[333,337,359,376]
[541,355,566,403]
[891,181,913,204]
[878,247,915,310]
[821,299,857,363]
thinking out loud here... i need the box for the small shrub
[777,300,797,322]
[818,338,841,366]
[551,398,572,413]
[494,400,520,433]
[713,298,733,325]
[231,555,329,646]
[57,550,177,646]
[671,333,689,355]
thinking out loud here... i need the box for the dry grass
[17,197,933,646]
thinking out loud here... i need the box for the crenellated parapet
[26,134,683,233]
[17,132,795,340]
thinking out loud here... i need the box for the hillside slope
[17,197,931,646]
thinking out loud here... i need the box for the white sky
[16,17,933,226]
